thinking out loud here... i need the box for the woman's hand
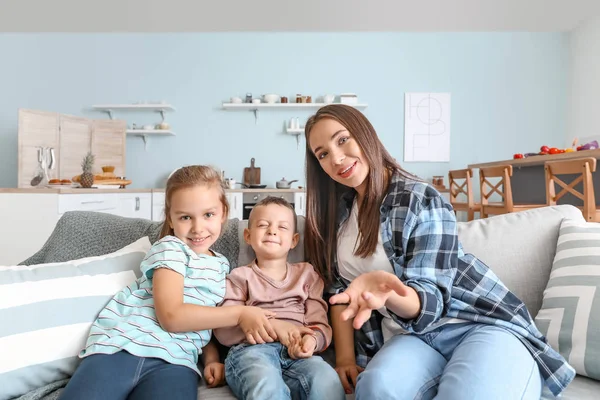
[204,362,225,388]
[335,363,364,394]
[329,270,409,329]
[271,319,314,348]
[287,334,317,359]
[238,306,277,344]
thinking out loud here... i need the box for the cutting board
[243,158,261,185]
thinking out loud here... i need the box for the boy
[214,197,344,400]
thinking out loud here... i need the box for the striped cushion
[535,221,600,380]
[0,236,151,400]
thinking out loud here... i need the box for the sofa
[3,204,599,400]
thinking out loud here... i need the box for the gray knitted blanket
[16,211,240,400]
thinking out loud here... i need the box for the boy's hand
[238,306,277,344]
[271,319,314,347]
[204,362,225,388]
[334,363,364,394]
[288,333,317,359]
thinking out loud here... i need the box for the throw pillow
[0,236,151,400]
[535,220,600,380]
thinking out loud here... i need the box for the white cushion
[535,220,600,380]
[457,205,585,317]
[0,237,151,400]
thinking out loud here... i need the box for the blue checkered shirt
[326,173,575,396]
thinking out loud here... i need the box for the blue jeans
[355,322,543,400]
[60,351,198,400]
[225,342,345,400]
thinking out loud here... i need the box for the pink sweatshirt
[213,262,332,352]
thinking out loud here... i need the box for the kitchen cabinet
[293,192,306,217]
[150,191,243,222]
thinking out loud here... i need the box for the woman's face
[308,118,369,196]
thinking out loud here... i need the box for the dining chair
[448,168,480,221]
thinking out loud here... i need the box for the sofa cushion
[535,220,600,381]
[457,205,585,318]
[0,237,151,400]
[19,211,241,270]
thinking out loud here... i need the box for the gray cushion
[20,211,240,270]
[457,205,585,318]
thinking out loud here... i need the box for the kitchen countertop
[0,188,305,194]
[0,188,154,194]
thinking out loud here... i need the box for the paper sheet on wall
[404,93,451,162]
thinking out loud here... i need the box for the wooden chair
[448,168,480,221]
[479,165,544,218]
[545,157,600,222]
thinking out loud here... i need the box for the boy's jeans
[355,322,544,400]
[59,351,198,400]
[225,342,345,400]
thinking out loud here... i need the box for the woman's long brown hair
[304,105,412,282]
[159,165,229,238]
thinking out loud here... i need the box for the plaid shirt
[327,173,575,396]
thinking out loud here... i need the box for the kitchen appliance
[243,158,261,186]
[276,177,299,189]
[242,191,294,220]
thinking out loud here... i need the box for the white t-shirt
[337,201,407,342]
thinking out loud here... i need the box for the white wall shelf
[93,104,175,121]
[285,127,304,149]
[222,102,368,123]
[126,129,175,136]
[92,103,176,150]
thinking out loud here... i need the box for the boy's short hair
[248,196,298,233]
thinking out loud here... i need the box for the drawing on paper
[404,93,451,162]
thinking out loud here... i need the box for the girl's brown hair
[303,104,413,281]
[159,165,229,238]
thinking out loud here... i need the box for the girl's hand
[271,320,314,348]
[204,362,225,388]
[329,270,409,329]
[288,334,317,359]
[238,306,277,344]
[335,363,364,394]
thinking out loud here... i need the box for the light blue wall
[0,33,568,189]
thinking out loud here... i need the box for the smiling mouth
[338,161,357,178]
[189,237,209,245]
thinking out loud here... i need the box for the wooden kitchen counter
[468,148,600,169]
[152,188,306,193]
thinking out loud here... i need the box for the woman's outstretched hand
[329,271,409,329]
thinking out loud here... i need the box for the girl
[60,165,277,400]
[303,105,574,399]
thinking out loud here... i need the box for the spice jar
[296,94,302,103]
[306,96,312,103]
[281,96,288,103]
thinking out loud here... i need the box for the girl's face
[168,185,226,256]
[309,118,369,197]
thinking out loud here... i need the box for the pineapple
[80,152,95,188]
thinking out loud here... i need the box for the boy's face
[244,204,299,261]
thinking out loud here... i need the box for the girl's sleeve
[388,196,458,333]
[303,266,332,352]
[140,237,189,279]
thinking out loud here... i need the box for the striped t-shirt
[80,236,229,374]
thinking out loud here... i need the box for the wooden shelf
[222,103,367,110]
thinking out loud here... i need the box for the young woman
[303,105,574,399]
